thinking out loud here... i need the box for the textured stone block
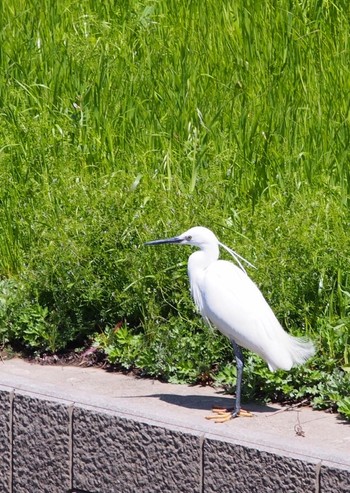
[320,464,350,493]
[12,393,71,493]
[0,389,11,493]
[204,437,317,493]
[73,407,201,493]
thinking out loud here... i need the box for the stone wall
[0,385,349,493]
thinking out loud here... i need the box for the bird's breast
[188,263,207,317]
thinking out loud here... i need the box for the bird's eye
[185,235,192,241]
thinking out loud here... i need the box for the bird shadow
[123,392,278,414]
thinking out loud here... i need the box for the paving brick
[203,437,318,493]
[0,389,11,493]
[320,463,350,493]
[73,406,202,493]
[12,393,71,493]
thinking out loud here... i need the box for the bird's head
[145,226,219,248]
[145,226,255,273]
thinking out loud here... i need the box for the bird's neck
[188,244,219,277]
[187,245,219,316]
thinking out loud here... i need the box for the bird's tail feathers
[267,333,315,372]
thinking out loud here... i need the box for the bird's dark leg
[206,340,252,422]
[231,340,244,418]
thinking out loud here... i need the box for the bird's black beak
[144,236,183,246]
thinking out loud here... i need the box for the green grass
[0,0,350,418]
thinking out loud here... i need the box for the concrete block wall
[0,385,349,493]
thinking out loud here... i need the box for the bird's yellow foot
[205,406,253,423]
[205,411,232,423]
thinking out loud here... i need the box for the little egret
[145,226,315,422]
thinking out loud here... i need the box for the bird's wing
[200,260,293,368]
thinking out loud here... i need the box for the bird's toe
[238,409,253,417]
[205,411,232,423]
[205,406,253,422]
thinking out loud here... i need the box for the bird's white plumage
[183,226,315,372]
[193,259,313,370]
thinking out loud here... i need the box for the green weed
[0,0,349,418]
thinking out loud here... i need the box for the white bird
[145,226,315,422]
